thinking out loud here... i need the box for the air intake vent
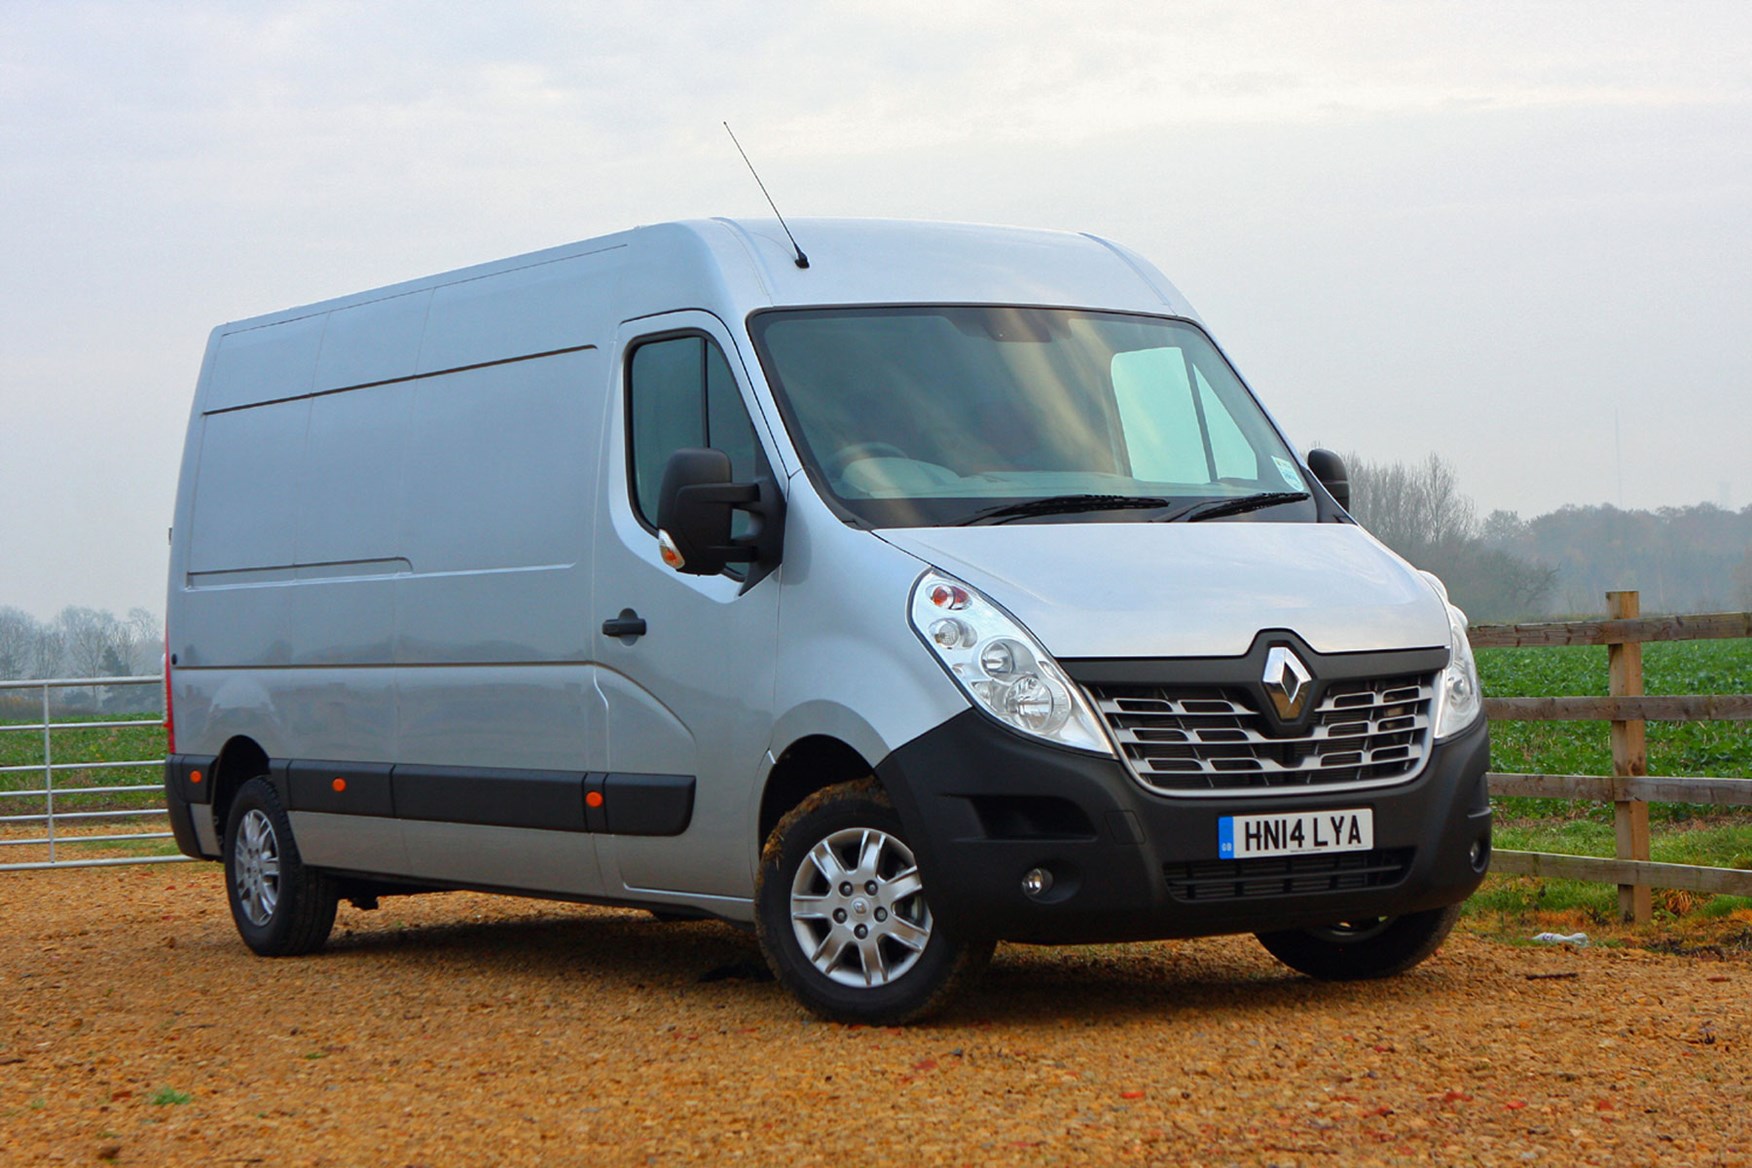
[1166,848,1415,902]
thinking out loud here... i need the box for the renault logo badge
[1262,645,1313,719]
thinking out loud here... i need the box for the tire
[222,777,339,957]
[755,778,993,1025]
[1255,903,1462,981]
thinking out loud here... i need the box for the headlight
[909,571,1113,754]
[1431,590,1482,739]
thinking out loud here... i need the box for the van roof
[196,219,1202,413]
[216,218,1195,335]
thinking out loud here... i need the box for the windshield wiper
[960,494,1172,526]
[1162,490,1310,523]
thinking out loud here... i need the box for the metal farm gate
[0,675,192,871]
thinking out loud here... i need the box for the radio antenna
[724,122,809,269]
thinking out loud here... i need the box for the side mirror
[655,448,783,578]
[1305,448,1350,512]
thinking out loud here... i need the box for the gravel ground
[2,864,1749,1167]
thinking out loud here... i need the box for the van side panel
[312,289,432,390]
[295,381,412,570]
[415,246,624,374]
[174,665,396,779]
[186,398,312,580]
[395,351,597,579]
[204,314,324,411]
[172,249,623,896]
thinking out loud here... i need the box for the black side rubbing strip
[391,765,588,832]
[603,773,695,836]
[261,759,696,836]
[287,761,397,818]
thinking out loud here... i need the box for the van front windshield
[749,306,1319,528]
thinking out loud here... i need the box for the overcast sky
[3,1,1748,620]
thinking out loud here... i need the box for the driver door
[591,312,785,905]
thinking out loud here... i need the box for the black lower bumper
[875,710,1491,944]
[164,755,215,859]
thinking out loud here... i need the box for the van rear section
[166,218,1488,1025]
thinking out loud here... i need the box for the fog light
[1021,867,1054,898]
[1469,837,1491,873]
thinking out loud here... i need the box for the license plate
[1218,808,1373,860]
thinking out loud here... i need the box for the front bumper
[875,709,1491,944]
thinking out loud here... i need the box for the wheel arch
[757,734,878,850]
[210,735,272,839]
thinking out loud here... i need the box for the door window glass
[627,334,764,534]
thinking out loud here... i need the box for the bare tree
[56,607,129,679]
[1344,452,1478,557]
[0,606,163,683]
[28,621,63,679]
[125,607,162,675]
[0,606,40,680]
[1341,453,1555,620]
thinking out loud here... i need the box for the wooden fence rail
[1470,591,1752,922]
[1485,695,1752,722]
[1468,610,1752,649]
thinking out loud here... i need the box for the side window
[627,334,765,532]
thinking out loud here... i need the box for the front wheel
[755,779,993,1025]
[1255,903,1462,980]
[223,778,339,956]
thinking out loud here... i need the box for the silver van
[164,218,1490,1023]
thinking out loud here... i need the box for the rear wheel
[1255,903,1461,980]
[755,779,992,1024]
[223,778,338,956]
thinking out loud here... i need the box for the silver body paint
[167,217,1449,923]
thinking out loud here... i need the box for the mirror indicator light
[658,530,686,570]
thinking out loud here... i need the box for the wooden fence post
[1608,590,1651,923]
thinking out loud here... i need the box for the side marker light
[657,530,685,570]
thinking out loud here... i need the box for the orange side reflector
[585,790,604,809]
[332,778,347,793]
[189,770,203,785]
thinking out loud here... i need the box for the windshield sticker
[1272,457,1306,492]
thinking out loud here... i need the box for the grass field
[1471,636,1752,936]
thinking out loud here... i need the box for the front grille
[1088,674,1436,797]
[1166,848,1415,902]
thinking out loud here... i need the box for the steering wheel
[825,441,910,478]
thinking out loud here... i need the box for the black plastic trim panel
[215,758,696,837]
[163,756,211,858]
[602,772,694,837]
[165,754,217,806]
[392,765,585,831]
[288,761,396,818]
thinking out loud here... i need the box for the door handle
[602,609,647,639]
